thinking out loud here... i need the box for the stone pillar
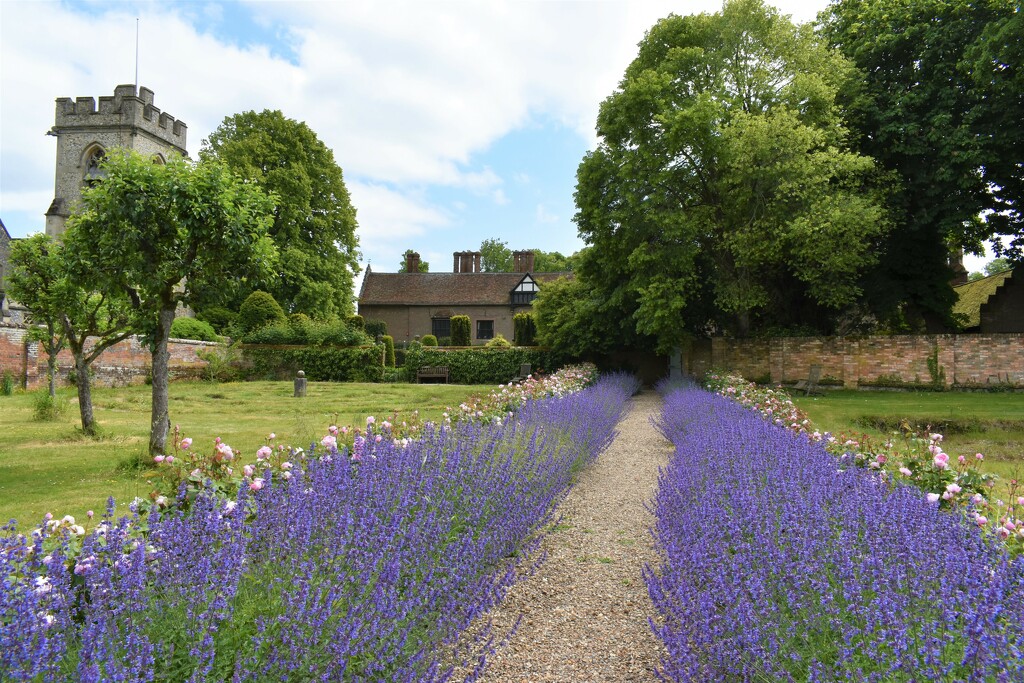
[293,370,307,398]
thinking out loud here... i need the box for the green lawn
[793,390,1024,485]
[0,380,493,528]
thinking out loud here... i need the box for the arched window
[82,144,107,185]
[151,153,166,165]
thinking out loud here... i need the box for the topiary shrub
[513,312,537,346]
[485,333,512,349]
[238,291,287,335]
[365,319,387,338]
[450,315,471,346]
[421,334,438,347]
[170,316,219,342]
[347,314,365,331]
[383,335,396,367]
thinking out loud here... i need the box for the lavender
[1,374,635,681]
[647,387,1024,681]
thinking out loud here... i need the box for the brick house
[358,250,570,344]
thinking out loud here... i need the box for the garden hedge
[404,347,558,384]
[240,344,384,382]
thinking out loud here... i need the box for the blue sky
[3,0,990,278]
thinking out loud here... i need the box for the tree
[8,235,70,397]
[9,233,136,432]
[397,249,429,272]
[821,0,1020,328]
[70,150,275,455]
[985,258,1012,276]
[201,110,360,318]
[575,0,888,350]
[968,10,1023,262]
[479,238,512,272]
[531,250,576,273]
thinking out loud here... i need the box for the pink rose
[256,446,273,460]
[153,455,165,464]
[243,465,254,478]
[180,438,192,450]
[249,478,264,491]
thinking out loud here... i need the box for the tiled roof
[359,271,572,306]
[953,269,1012,329]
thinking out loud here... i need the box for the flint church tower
[45,84,187,236]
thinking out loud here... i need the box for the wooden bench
[793,364,823,396]
[511,363,532,384]
[417,366,449,384]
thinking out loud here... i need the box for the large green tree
[575,0,888,349]
[70,150,275,455]
[821,0,1020,329]
[201,110,360,318]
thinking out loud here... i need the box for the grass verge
[0,380,492,528]
[793,390,1024,484]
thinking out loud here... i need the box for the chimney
[405,251,420,273]
[453,251,482,273]
[513,250,536,273]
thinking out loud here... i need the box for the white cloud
[348,180,450,269]
[536,204,559,224]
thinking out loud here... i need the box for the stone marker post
[294,370,307,398]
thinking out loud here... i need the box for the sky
[0,0,992,282]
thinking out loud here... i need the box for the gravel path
[476,390,671,682]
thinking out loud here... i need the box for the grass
[793,390,1024,485]
[0,380,493,529]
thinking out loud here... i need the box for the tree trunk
[149,307,175,456]
[73,351,96,435]
[47,350,57,398]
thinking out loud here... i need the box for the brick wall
[686,333,1024,388]
[0,323,216,389]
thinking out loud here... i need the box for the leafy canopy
[574,0,887,348]
[821,0,1020,327]
[68,149,275,454]
[201,110,361,318]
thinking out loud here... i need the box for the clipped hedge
[241,345,384,382]
[404,347,557,384]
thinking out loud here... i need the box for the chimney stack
[453,251,483,273]
[405,251,421,273]
[512,250,536,273]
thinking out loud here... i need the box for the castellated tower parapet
[45,84,188,236]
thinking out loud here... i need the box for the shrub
[485,333,511,349]
[347,314,365,331]
[241,345,384,382]
[450,315,471,346]
[365,318,387,338]
[289,313,312,329]
[32,390,68,421]
[405,347,558,384]
[513,313,537,346]
[650,388,1024,681]
[196,343,242,382]
[1,369,15,396]
[243,322,296,345]
[196,305,237,334]
[421,334,438,347]
[237,291,287,335]
[170,317,219,342]
[382,335,396,367]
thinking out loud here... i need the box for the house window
[431,317,451,339]
[476,319,494,340]
[511,276,539,305]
